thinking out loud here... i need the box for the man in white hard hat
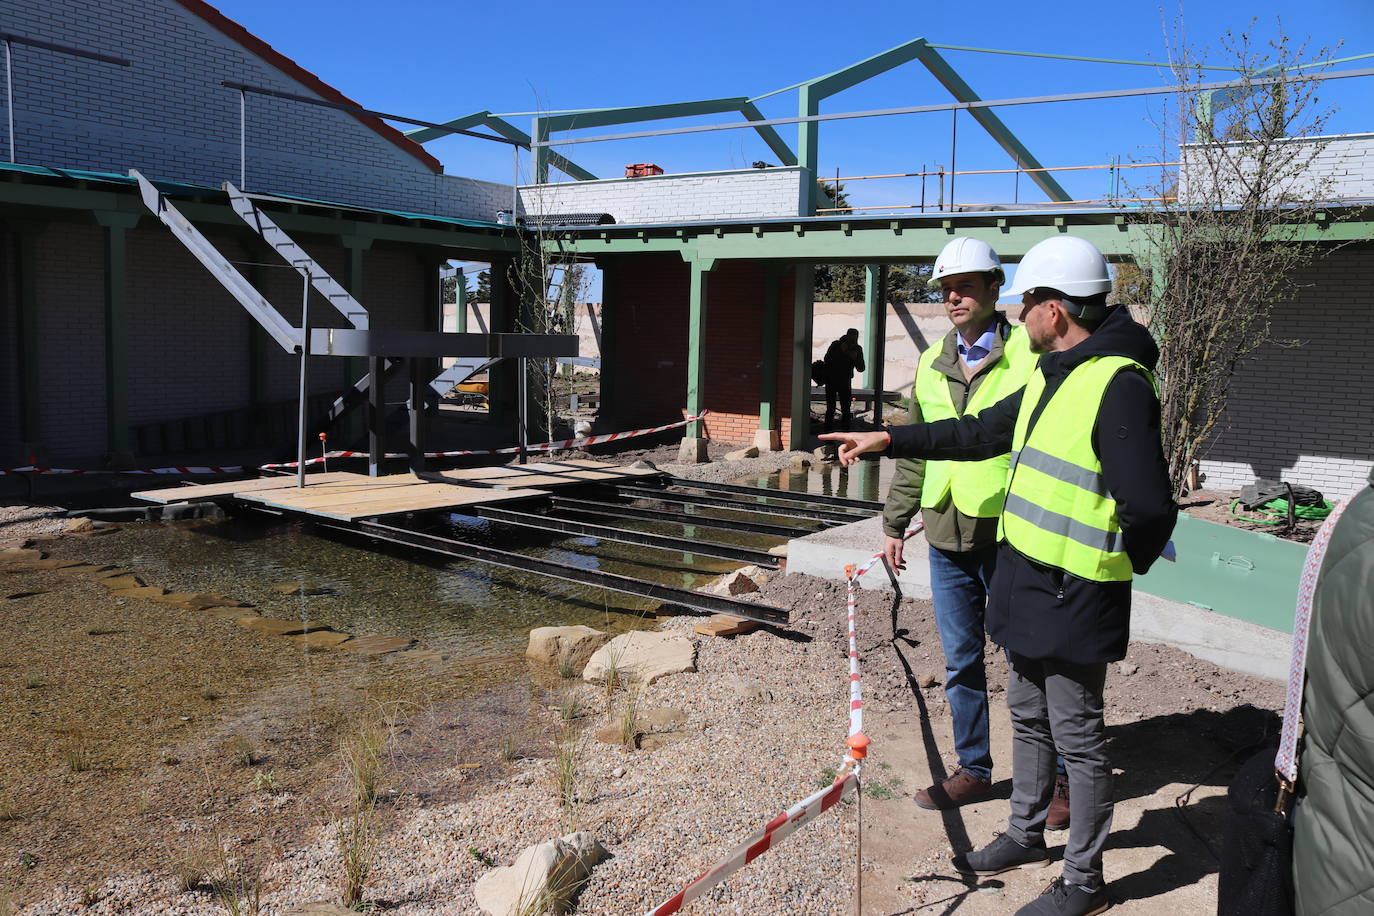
[823,235,1176,916]
[882,237,1040,813]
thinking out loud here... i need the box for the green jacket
[881,316,1024,551]
[1293,467,1374,916]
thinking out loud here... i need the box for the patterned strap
[1276,491,1360,783]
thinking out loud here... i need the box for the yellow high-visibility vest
[999,355,1154,582]
[914,325,1034,517]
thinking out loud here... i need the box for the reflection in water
[755,458,895,504]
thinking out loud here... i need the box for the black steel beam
[663,476,886,512]
[551,497,810,538]
[342,520,788,626]
[615,484,866,524]
[476,505,780,568]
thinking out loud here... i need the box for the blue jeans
[928,544,998,782]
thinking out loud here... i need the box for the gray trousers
[1004,653,1112,889]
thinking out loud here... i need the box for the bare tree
[1127,23,1345,492]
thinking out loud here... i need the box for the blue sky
[212,0,1372,294]
[213,0,1370,203]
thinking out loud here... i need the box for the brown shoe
[914,767,994,810]
[1046,773,1070,831]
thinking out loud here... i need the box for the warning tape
[641,518,924,913]
[258,413,707,471]
[0,465,244,476]
[643,771,858,916]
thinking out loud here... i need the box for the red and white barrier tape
[258,413,707,471]
[643,771,858,916]
[0,465,244,476]
[641,520,924,912]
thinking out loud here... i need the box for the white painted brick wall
[1198,247,1374,498]
[518,168,810,225]
[1179,132,1374,203]
[0,0,508,222]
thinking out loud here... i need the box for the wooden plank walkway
[131,461,662,521]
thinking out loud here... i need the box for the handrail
[817,160,1181,183]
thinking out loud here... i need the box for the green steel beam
[910,42,1072,202]
[477,116,597,182]
[684,258,713,438]
[805,37,932,100]
[737,101,797,166]
[788,264,815,450]
[863,264,887,400]
[95,210,140,457]
[797,86,821,214]
[537,98,752,133]
[758,263,781,434]
[402,110,492,144]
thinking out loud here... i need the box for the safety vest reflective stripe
[1002,492,1125,554]
[1009,445,1108,498]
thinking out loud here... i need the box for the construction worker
[883,237,1041,813]
[823,235,1176,916]
[822,328,866,430]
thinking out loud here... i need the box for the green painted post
[758,264,781,446]
[533,117,550,184]
[96,211,140,460]
[488,258,514,425]
[597,257,617,425]
[797,87,821,216]
[454,267,467,333]
[789,263,815,450]
[863,264,887,423]
[685,258,712,440]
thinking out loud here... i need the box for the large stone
[271,582,333,596]
[526,626,608,671]
[336,635,416,656]
[723,445,760,461]
[157,592,251,610]
[110,585,168,600]
[99,574,145,591]
[0,548,46,564]
[583,631,696,686]
[237,617,332,637]
[63,517,94,534]
[206,606,258,619]
[711,570,759,596]
[473,831,609,916]
[787,455,812,470]
[284,630,352,652]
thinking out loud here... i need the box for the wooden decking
[131,460,662,521]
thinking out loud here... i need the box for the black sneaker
[1014,876,1111,915]
[952,833,1051,877]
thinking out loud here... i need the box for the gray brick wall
[0,0,506,222]
[518,167,810,225]
[1179,132,1374,203]
[1199,247,1374,498]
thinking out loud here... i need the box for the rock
[812,446,838,463]
[63,517,94,534]
[473,831,609,916]
[917,672,940,689]
[284,630,352,652]
[236,617,332,637]
[787,455,812,470]
[611,766,625,778]
[0,548,47,563]
[724,445,760,461]
[722,676,773,703]
[712,570,759,596]
[694,614,761,638]
[336,635,416,656]
[1117,661,1140,676]
[156,592,252,610]
[767,543,789,557]
[641,707,686,731]
[526,625,609,671]
[206,606,258,619]
[110,585,168,600]
[271,582,332,596]
[593,723,635,746]
[98,574,145,590]
[630,459,658,471]
[638,731,688,752]
[583,631,696,686]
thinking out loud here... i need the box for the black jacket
[887,306,1177,663]
[823,337,865,385]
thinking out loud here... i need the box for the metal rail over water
[614,484,867,525]
[328,520,788,627]
[551,496,815,538]
[475,505,780,569]
[663,476,885,512]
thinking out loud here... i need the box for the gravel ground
[0,504,69,543]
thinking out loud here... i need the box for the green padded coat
[1292,466,1374,915]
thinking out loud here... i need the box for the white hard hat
[1003,236,1112,299]
[929,237,1004,286]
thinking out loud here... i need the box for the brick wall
[1198,246,1374,499]
[1179,132,1374,204]
[607,258,797,446]
[32,222,106,457]
[0,0,505,221]
[519,168,810,225]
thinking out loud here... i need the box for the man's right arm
[887,388,1024,461]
